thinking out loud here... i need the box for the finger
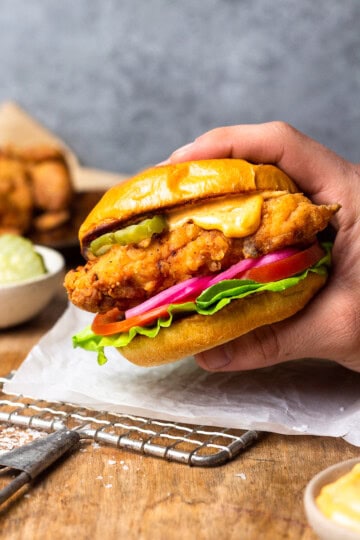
[195,286,357,372]
[169,122,352,201]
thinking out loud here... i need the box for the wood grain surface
[0,286,358,540]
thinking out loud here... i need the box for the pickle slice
[0,234,47,284]
[90,215,167,256]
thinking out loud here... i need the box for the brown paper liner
[0,101,127,191]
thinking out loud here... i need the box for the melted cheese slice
[167,192,282,238]
[316,463,360,534]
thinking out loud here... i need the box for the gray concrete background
[0,0,359,175]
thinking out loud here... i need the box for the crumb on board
[0,425,46,455]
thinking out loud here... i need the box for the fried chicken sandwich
[64,159,339,366]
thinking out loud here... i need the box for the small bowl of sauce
[304,458,360,539]
[0,234,65,328]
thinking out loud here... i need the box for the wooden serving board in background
[28,190,104,265]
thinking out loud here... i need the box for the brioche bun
[119,271,326,366]
[79,159,297,256]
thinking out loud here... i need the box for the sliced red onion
[125,246,301,319]
[208,258,258,286]
[125,275,213,319]
[248,247,299,268]
[209,247,299,286]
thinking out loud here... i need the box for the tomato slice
[92,304,171,336]
[243,243,324,283]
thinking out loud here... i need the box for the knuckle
[337,302,360,356]
[319,291,360,365]
[268,120,294,139]
[252,324,282,364]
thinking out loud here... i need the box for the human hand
[165,122,360,372]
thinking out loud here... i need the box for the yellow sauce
[167,191,286,238]
[167,193,263,238]
[316,463,360,534]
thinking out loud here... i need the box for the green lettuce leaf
[73,243,332,365]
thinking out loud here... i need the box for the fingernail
[200,344,232,371]
[155,159,170,166]
[171,141,194,158]
[156,142,194,166]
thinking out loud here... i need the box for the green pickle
[90,215,166,256]
[0,234,47,284]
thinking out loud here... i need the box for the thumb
[169,122,353,205]
[195,286,356,372]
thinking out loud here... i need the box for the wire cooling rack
[0,376,261,467]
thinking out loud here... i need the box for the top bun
[79,159,298,253]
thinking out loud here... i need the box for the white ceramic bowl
[304,457,360,540]
[0,245,65,328]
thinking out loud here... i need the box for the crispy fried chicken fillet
[65,192,338,314]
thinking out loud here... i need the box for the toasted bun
[79,159,298,253]
[119,271,326,367]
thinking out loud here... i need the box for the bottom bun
[119,272,327,367]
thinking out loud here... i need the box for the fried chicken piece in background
[0,158,33,234]
[0,145,74,234]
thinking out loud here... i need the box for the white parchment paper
[5,303,360,446]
